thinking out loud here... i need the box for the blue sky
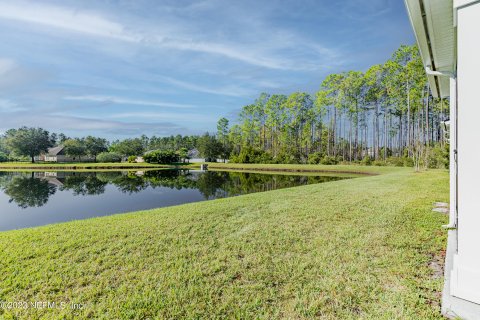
[0,0,414,139]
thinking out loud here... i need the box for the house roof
[404,0,456,98]
[47,146,64,156]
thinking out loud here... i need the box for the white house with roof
[405,0,480,318]
[39,146,95,163]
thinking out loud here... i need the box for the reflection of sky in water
[0,170,348,231]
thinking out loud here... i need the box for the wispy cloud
[157,39,296,70]
[0,113,187,136]
[64,95,196,109]
[0,0,410,138]
[0,1,339,71]
[158,76,255,97]
[0,2,138,42]
[0,98,26,112]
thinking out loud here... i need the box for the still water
[0,170,349,231]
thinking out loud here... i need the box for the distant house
[39,146,94,163]
[34,172,65,186]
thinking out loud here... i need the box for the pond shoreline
[0,169,348,231]
[208,165,377,176]
[0,162,381,175]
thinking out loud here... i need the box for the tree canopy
[5,127,53,163]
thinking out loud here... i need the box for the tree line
[0,127,219,163]
[0,44,449,168]
[218,44,449,169]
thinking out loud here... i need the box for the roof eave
[404,0,455,98]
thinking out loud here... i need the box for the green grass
[207,162,395,174]
[0,165,449,319]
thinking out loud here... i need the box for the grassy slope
[0,165,448,319]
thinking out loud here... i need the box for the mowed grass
[0,165,449,319]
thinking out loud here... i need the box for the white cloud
[63,95,196,109]
[0,1,340,71]
[158,39,294,70]
[0,113,186,136]
[158,76,255,97]
[0,2,138,42]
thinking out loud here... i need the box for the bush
[426,144,449,169]
[96,152,122,163]
[320,156,338,165]
[127,155,137,163]
[403,157,414,167]
[274,150,301,164]
[229,154,240,163]
[372,160,386,166]
[230,147,273,164]
[307,152,323,164]
[361,156,372,166]
[144,150,179,164]
[0,152,8,162]
[385,157,405,167]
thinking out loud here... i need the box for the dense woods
[223,44,449,169]
[0,45,448,168]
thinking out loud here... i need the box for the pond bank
[0,170,347,230]
[0,165,449,319]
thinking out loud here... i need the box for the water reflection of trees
[61,175,108,196]
[0,170,346,208]
[1,173,56,208]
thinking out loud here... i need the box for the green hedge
[96,152,122,163]
[143,150,179,164]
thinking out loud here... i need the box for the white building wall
[451,0,480,304]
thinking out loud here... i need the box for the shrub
[403,157,414,167]
[385,157,404,167]
[144,150,179,164]
[96,152,122,163]
[127,155,137,163]
[229,154,240,163]
[307,152,323,164]
[274,150,301,164]
[0,152,8,162]
[426,144,449,169]
[230,147,273,164]
[320,156,338,165]
[361,156,372,166]
[372,160,386,166]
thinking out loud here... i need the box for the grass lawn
[0,165,449,319]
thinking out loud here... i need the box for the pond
[0,170,350,231]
